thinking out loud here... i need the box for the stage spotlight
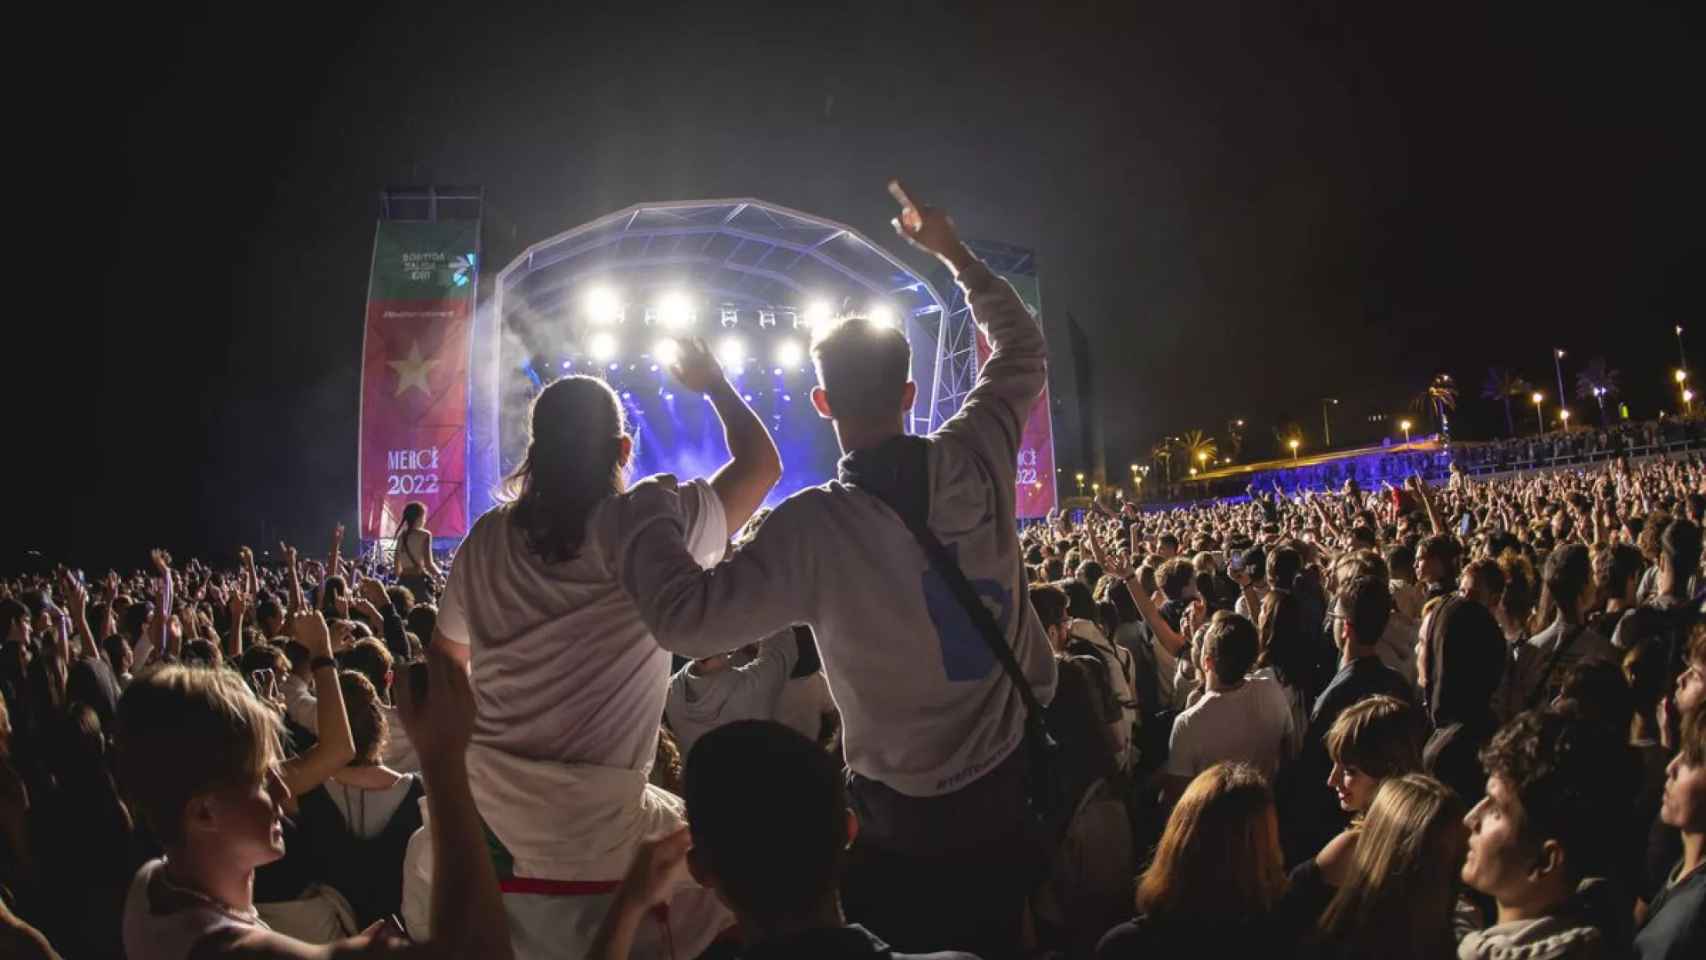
[589,332,619,362]
[773,367,784,377]
[658,293,693,330]
[718,336,746,370]
[653,338,681,366]
[775,339,804,368]
[868,305,897,328]
[720,307,739,328]
[802,300,832,328]
[585,287,621,325]
[758,309,777,328]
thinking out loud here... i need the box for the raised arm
[60,569,97,660]
[280,543,305,614]
[901,181,1046,478]
[226,589,248,662]
[1084,522,1190,656]
[326,523,344,582]
[621,491,813,660]
[281,610,355,797]
[668,336,781,537]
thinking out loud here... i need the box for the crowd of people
[2,185,1702,960]
[1452,417,1706,474]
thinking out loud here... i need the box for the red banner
[974,268,1057,519]
[358,299,472,539]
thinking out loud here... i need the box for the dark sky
[25,0,1701,568]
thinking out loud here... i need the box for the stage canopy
[468,199,952,519]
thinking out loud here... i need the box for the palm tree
[1411,373,1459,433]
[1575,357,1621,426]
[1482,367,1534,437]
[1180,430,1218,473]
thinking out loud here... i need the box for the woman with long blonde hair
[1312,773,1467,960]
[1096,762,1290,957]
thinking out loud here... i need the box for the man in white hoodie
[621,184,1054,956]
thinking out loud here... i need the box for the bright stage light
[775,339,804,367]
[653,338,681,366]
[585,287,621,325]
[589,332,619,362]
[658,293,693,330]
[868,305,896,328]
[719,337,746,370]
[720,307,739,328]
[802,300,832,328]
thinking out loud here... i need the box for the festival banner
[358,220,479,541]
[975,269,1058,519]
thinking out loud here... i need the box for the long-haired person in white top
[428,336,779,959]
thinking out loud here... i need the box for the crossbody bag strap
[881,501,1048,723]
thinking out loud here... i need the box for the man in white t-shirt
[1163,611,1296,802]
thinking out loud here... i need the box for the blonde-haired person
[1309,774,1467,960]
[1282,695,1426,932]
[115,641,511,960]
[1096,763,1291,958]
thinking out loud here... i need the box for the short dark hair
[405,604,437,644]
[811,318,911,420]
[1542,543,1592,612]
[1555,658,1633,737]
[1202,612,1259,685]
[1387,542,1416,579]
[1060,579,1097,622]
[1240,547,1268,581]
[1592,543,1645,600]
[1662,517,1703,578]
[1158,533,1181,552]
[1477,708,1636,880]
[1029,584,1069,629]
[1159,558,1196,600]
[684,721,846,926]
[1417,533,1460,570]
[343,638,394,697]
[1462,558,1506,601]
[1338,576,1392,648]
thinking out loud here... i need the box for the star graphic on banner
[388,341,439,398]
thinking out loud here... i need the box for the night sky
[26,1,1700,569]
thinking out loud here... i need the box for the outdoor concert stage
[356,194,1056,544]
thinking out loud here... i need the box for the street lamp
[1678,325,1688,376]
[1399,418,1412,443]
[1676,369,1689,385]
[1322,398,1339,447]
[1075,471,1085,495]
[1188,467,1198,477]
[1532,391,1545,434]
[1553,349,1567,416]
[1559,408,1571,430]
[1288,438,1300,460]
